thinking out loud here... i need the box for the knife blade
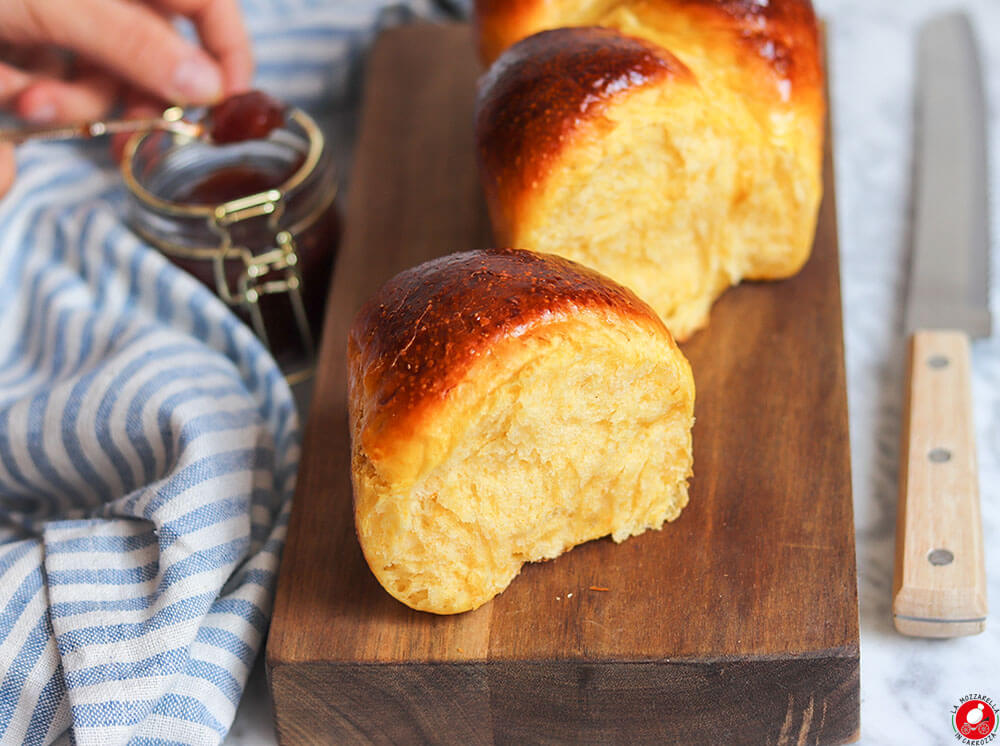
[893,12,990,637]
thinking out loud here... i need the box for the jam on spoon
[0,90,288,146]
[207,90,288,145]
[168,91,295,204]
[173,91,303,205]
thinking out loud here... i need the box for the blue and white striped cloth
[0,1,461,743]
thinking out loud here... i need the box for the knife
[893,12,990,638]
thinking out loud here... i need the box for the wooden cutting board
[266,22,859,745]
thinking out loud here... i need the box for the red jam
[172,158,304,205]
[208,90,287,145]
[128,95,337,374]
[167,158,339,368]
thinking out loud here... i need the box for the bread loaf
[474,2,823,339]
[348,248,695,614]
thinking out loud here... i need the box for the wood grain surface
[267,22,859,745]
[893,330,987,637]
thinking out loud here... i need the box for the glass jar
[122,107,340,384]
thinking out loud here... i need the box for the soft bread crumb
[514,84,814,341]
[475,8,823,341]
[352,315,693,614]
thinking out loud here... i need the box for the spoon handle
[0,116,201,145]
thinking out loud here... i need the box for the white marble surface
[226,1,1000,743]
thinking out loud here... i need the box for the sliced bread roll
[474,5,823,339]
[348,248,694,614]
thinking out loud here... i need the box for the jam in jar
[122,95,339,381]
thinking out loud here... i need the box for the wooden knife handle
[893,330,987,636]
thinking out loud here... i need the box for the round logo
[953,696,997,742]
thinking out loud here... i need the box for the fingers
[0,143,16,200]
[0,43,73,80]
[4,0,225,105]
[0,46,73,108]
[0,62,33,107]
[157,0,254,93]
[14,72,120,123]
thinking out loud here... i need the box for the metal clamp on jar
[122,104,340,384]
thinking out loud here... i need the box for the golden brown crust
[473,0,823,146]
[473,0,543,65]
[474,0,821,93]
[475,27,692,244]
[348,248,668,452]
[711,0,819,68]
[681,0,822,105]
[473,0,824,337]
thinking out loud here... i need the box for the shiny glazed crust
[473,2,824,339]
[475,0,822,82]
[474,0,824,180]
[347,248,694,613]
[475,27,694,245]
[348,248,670,467]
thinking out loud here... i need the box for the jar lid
[120,107,336,386]
[121,108,325,218]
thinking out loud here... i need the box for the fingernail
[25,101,57,123]
[172,58,223,103]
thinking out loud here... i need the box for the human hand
[0,0,254,198]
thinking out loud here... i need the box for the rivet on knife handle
[893,330,987,637]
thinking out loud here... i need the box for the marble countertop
[226,1,1000,743]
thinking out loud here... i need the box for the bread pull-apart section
[474,5,824,340]
[348,249,694,614]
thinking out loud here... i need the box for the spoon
[0,106,203,145]
[0,91,287,146]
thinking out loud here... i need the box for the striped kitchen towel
[0,1,462,743]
